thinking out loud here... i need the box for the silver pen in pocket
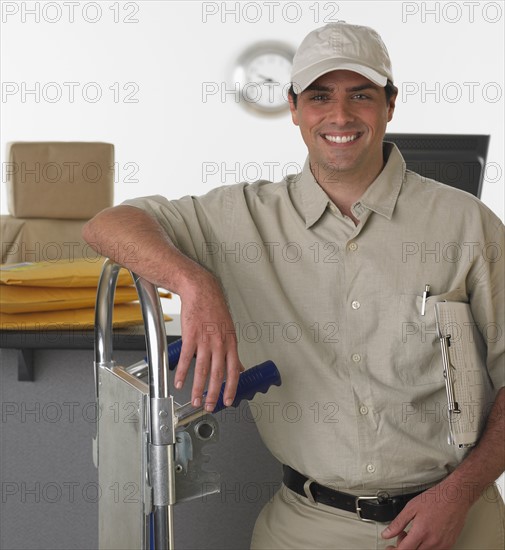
[421,284,430,316]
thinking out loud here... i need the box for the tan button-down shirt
[124,143,504,491]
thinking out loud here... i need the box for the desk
[0,317,281,550]
[0,318,182,381]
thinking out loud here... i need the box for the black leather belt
[283,465,424,523]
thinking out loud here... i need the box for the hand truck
[93,259,281,549]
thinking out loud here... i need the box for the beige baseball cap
[291,21,393,93]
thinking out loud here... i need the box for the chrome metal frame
[94,259,175,549]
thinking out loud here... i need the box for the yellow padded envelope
[0,257,172,329]
[0,286,170,314]
[0,304,172,330]
[0,257,134,287]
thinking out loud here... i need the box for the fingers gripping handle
[166,339,281,411]
[210,360,281,413]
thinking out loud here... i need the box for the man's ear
[387,91,397,122]
[288,94,299,126]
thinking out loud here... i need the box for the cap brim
[292,59,388,93]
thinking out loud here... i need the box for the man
[83,22,504,549]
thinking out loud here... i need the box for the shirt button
[351,300,361,310]
[359,405,368,415]
[366,464,376,474]
[348,242,358,251]
[352,354,361,363]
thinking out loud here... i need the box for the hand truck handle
[167,338,182,370]
[165,339,281,412]
[94,259,170,401]
[210,360,281,413]
[129,339,281,416]
[165,339,281,426]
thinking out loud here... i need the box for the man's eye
[352,93,369,100]
[310,95,328,102]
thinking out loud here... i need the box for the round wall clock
[234,41,295,115]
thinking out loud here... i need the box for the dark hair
[384,80,399,103]
[288,79,398,108]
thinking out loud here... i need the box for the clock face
[234,42,295,115]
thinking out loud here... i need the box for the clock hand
[251,80,276,86]
[257,73,274,83]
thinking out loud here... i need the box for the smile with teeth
[324,134,359,144]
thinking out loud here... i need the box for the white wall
[1,0,504,220]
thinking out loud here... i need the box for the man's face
[289,70,396,184]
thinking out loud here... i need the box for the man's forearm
[446,385,505,503]
[83,205,244,409]
[82,205,211,294]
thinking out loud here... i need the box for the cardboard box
[7,142,114,219]
[1,215,89,264]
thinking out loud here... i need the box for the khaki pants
[251,484,505,550]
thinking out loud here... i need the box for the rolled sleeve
[122,185,238,271]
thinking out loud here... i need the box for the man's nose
[325,99,354,125]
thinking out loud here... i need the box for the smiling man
[83,22,504,550]
[289,69,395,224]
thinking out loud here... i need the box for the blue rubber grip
[209,360,281,413]
[166,340,281,412]
[168,338,182,370]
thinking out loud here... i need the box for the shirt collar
[356,142,405,220]
[297,156,333,229]
[297,142,406,228]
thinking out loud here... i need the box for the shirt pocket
[394,288,468,386]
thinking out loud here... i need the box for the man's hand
[382,387,504,549]
[381,479,472,549]
[174,270,245,411]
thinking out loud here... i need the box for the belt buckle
[355,495,378,522]
[303,478,317,505]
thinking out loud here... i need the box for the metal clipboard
[434,301,492,448]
